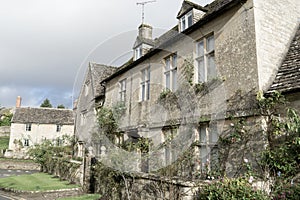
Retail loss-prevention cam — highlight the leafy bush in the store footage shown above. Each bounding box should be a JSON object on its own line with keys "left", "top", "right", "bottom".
{"left": 271, "top": 180, "right": 300, "bottom": 200}
{"left": 195, "top": 177, "right": 269, "bottom": 200}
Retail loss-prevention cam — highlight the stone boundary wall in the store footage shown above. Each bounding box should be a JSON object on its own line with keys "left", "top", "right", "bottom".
{"left": 0, "top": 126, "right": 10, "bottom": 137}
{"left": 0, "top": 159, "right": 40, "bottom": 170}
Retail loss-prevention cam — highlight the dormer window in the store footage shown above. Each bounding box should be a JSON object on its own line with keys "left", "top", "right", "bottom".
{"left": 180, "top": 11, "right": 193, "bottom": 31}
{"left": 134, "top": 45, "right": 143, "bottom": 60}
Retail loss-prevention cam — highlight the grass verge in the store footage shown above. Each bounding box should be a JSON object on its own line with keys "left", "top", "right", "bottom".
{"left": 0, "top": 172, "right": 79, "bottom": 192}
{"left": 0, "top": 136, "right": 9, "bottom": 150}
{"left": 58, "top": 194, "right": 101, "bottom": 200}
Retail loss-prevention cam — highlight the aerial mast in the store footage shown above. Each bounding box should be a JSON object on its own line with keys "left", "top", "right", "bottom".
{"left": 136, "top": 0, "right": 156, "bottom": 24}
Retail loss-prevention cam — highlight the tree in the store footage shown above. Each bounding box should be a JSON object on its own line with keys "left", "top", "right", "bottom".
{"left": 57, "top": 104, "right": 65, "bottom": 109}
{"left": 0, "top": 112, "right": 13, "bottom": 126}
{"left": 40, "top": 98, "right": 52, "bottom": 108}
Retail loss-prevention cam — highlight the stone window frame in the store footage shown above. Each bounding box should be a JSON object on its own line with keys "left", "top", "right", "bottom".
{"left": 25, "top": 123, "right": 32, "bottom": 131}
{"left": 140, "top": 66, "right": 151, "bottom": 101}
{"left": 196, "top": 34, "right": 216, "bottom": 83}
{"left": 164, "top": 54, "right": 177, "bottom": 91}
{"left": 180, "top": 10, "right": 193, "bottom": 31}
{"left": 197, "top": 123, "right": 219, "bottom": 172}
{"left": 119, "top": 78, "right": 127, "bottom": 102}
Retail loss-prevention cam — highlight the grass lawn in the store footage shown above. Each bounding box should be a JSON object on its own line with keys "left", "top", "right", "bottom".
{"left": 58, "top": 194, "right": 101, "bottom": 200}
{"left": 0, "top": 136, "right": 9, "bottom": 150}
{"left": 0, "top": 173, "right": 79, "bottom": 191}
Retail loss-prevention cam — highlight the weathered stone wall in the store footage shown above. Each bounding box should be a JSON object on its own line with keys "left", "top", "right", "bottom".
{"left": 0, "top": 159, "right": 40, "bottom": 170}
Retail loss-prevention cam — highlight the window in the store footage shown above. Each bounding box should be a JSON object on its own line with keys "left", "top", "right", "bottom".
{"left": 25, "top": 123, "right": 31, "bottom": 131}
{"left": 165, "top": 54, "right": 177, "bottom": 91}
{"left": 56, "top": 125, "right": 62, "bottom": 132}
{"left": 119, "top": 79, "right": 127, "bottom": 102}
{"left": 180, "top": 11, "right": 193, "bottom": 31}
{"left": 163, "top": 128, "right": 178, "bottom": 166}
{"left": 134, "top": 46, "right": 143, "bottom": 60}
{"left": 141, "top": 67, "right": 150, "bottom": 101}
{"left": 84, "top": 81, "right": 90, "bottom": 96}
{"left": 198, "top": 124, "right": 219, "bottom": 172}
{"left": 196, "top": 35, "right": 216, "bottom": 83}
{"left": 80, "top": 112, "right": 87, "bottom": 125}
{"left": 24, "top": 139, "right": 29, "bottom": 146}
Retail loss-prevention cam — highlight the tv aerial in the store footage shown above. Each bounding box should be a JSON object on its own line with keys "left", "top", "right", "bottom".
{"left": 136, "top": 0, "right": 156, "bottom": 24}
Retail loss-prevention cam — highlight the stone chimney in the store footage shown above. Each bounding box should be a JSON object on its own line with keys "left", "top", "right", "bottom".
{"left": 16, "top": 96, "right": 22, "bottom": 108}
{"left": 138, "top": 24, "right": 153, "bottom": 40}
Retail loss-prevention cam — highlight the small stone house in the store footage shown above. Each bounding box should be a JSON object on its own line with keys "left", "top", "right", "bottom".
{"left": 6, "top": 107, "right": 74, "bottom": 158}
{"left": 77, "top": 0, "right": 299, "bottom": 176}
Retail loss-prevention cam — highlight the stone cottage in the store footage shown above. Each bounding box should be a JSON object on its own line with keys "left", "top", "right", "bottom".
{"left": 76, "top": 0, "right": 299, "bottom": 177}
{"left": 6, "top": 106, "right": 74, "bottom": 158}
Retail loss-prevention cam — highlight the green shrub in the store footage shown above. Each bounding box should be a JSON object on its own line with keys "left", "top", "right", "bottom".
{"left": 195, "top": 177, "right": 269, "bottom": 200}
{"left": 271, "top": 180, "right": 300, "bottom": 200}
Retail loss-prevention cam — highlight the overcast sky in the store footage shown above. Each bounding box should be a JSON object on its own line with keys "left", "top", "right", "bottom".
{"left": 0, "top": 0, "right": 212, "bottom": 108}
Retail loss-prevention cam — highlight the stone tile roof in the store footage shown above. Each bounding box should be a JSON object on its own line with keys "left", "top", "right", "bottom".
{"left": 267, "top": 25, "right": 300, "bottom": 94}
{"left": 12, "top": 107, "right": 74, "bottom": 125}
{"left": 89, "top": 63, "right": 116, "bottom": 97}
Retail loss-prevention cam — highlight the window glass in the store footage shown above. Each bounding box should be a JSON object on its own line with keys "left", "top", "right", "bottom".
{"left": 26, "top": 123, "right": 31, "bottom": 131}
{"left": 207, "top": 36, "right": 215, "bottom": 52}
{"left": 207, "top": 55, "right": 216, "bottom": 80}
{"left": 197, "top": 41, "right": 204, "bottom": 56}
{"left": 200, "top": 146, "right": 208, "bottom": 166}
{"left": 187, "top": 12, "right": 193, "bottom": 28}
{"left": 200, "top": 126, "right": 207, "bottom": 143}
{"left": 165, "top": 73, "right": 170, "bottom": 90}
{"left": 198, "top": 59, "right": 205, "bottom": 83}
{"left": 181, "top": 16, "right": 186, "bottom": 31}
{"left": 209, "top": 126, "right": 219, "bottom": 143}
{"left": 172, "top": 70, "right": 177, "bottom": 91}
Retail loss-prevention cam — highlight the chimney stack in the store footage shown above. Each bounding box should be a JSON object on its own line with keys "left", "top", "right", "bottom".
{"left": 16, "top": 96, "right": 22, "bottom": 108}
{"left": 138, "top": 24, "right": 153, "bottom": 40}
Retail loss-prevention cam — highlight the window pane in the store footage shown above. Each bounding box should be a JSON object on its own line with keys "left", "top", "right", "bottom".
{"left": 142, "top": 69, "right": 146, "bottom": 82}
{"left": 141, "top": 84, "right": 145, "bottom": 101}
{"left": 147, "top": 68, "right": 150, "bottom": 80}
{"left": 200, "top": 126, "right": 206, "bottom": 143}
{"left": 181, "top": 17, "right": 186, "bottom": 30}
{"left": 209, "top": 126, "right": 219, "bottom": 143}
{"left": 197, "top": 41, "right": 204, "bottom": 57}
{"left": 172, "top": 69, "right": 177, "bottom": 91}
{"left": 200, "top": 146, "right": 208, "bottom": 167}
{"left": 207, "top": 36, "right": 214, "bottom": 52}
{"left": 198, "top": 59, "right": 205, "bottom": 83}
{"left": 166, "top": 73, "right": 170, "bottom": 89}
{"left": 172, "top": 55, "right": 177, "bottom": 69}
{"left": 146, "top": 82, "right": 150, "bottom": 100}
{"left": 166, "top": 58, "right": 170, "bottom": 70}
{"left": 207, "top": 54, "right": 216, "bottom": 80}
{"left": 187, "top": 13, "right": 193, "bottom": 28}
